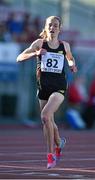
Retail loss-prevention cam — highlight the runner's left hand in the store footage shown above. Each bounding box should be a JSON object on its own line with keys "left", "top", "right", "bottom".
{"left": 70, "top": 65, "right": 78, "bottom": 73}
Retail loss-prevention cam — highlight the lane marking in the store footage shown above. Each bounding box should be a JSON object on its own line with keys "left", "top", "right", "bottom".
{"left": 22, "top": 172, "right": 59, "bottom": 177}
{"left": 54, "top": 168, "right": 95, "bottom": 173}
{"left": 0, "top": 164, "right": 95, "bottom": 173}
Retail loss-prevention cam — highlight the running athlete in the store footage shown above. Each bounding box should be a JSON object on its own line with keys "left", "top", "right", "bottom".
{"left": 17, "top": 16, "right": 77, "bottom": 169}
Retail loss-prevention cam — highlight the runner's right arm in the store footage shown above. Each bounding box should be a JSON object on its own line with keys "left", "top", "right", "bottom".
{"left": 16, "top": 39, "right": 44, "bottom": 62}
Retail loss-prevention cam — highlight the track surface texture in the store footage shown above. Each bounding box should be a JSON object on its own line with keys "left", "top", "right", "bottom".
{"left": 0, "top": 125, "right": 95, "bottom": 179}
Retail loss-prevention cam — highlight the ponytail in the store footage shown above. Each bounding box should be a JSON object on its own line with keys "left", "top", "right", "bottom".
{"left": 39, "top": 29, "right": 47, "bottom": 40}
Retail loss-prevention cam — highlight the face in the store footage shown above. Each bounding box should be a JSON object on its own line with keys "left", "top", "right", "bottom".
{"left": 45, "top": 18, "right": 60, "bottom": 38}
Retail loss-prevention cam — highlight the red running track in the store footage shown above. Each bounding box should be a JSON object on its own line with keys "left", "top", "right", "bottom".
{"left": 0, "top": 125, "right": 95, "bottom": 179}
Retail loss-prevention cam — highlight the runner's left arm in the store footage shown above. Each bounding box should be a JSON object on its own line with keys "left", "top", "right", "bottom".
{"left": 63, "top": 41, "right": 77, "bottom": 73}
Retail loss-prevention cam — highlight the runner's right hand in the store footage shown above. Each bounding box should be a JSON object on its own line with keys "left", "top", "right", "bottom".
{"left": 36, "top": 48, "right": 47, "bottom": 56}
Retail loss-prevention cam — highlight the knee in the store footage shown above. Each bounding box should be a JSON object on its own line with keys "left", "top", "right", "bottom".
{"left": 41, "top": 110, "right": 49, "bottom": 125}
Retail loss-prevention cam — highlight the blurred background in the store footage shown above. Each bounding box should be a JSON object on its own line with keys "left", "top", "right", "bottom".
{"left": 0, "top": 0, "right": 95, "bottom": 130}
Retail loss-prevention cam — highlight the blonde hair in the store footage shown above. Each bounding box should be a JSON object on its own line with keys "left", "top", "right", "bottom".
{"left": 39, "top": 16, "right": 61, "bottom": 40}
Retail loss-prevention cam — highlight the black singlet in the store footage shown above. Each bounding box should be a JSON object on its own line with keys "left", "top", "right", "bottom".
{"left": 37, "top": 41, "right": 67, "bottom": 100}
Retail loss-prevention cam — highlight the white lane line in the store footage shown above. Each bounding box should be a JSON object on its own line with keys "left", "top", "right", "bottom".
{"left": 22, "top": 172, "right": 60, "bottom": 177}
{"left": 54, "top": 168, "right": 95, "bottom": 173}
{"left": 0, "top": 164, "right": 46, "bottom": 170}
{"left": 0, "top": 164, "right": 95, "bottom": 174}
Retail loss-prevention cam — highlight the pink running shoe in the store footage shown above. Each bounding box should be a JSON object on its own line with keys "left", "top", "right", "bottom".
{"left": 55, "top": 138, "right": 66, "bottom": 162}
{"left": 47, "top": 153, "right": 56, "bottom": 169}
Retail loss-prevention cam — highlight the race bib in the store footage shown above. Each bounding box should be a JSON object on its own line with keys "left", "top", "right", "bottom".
{"left": 41, "top": 52, "right": 64, "bottom": 73}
